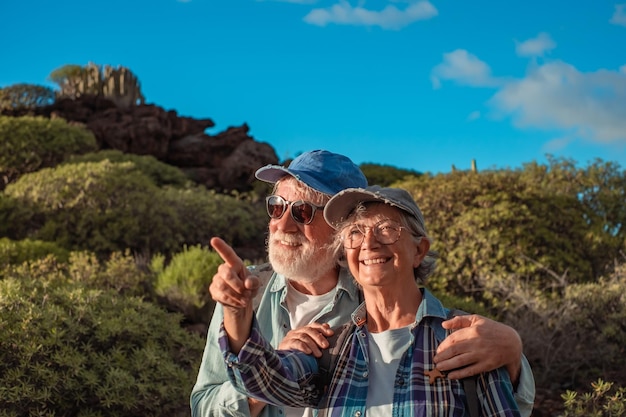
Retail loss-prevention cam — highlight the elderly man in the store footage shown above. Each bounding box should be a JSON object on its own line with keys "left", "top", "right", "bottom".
{"left": 190, "top": 150, "right": 534, "bottom": 417}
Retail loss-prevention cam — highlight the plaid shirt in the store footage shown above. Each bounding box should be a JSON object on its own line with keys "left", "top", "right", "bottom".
{"left": 220, "top": 289, "right": 521, "bottom": 417}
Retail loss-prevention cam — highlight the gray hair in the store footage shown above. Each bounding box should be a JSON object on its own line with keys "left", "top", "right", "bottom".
{"left": 272, "top": 177, "right": 331, "bottom": 206}
{"left": 332, "top": 202, "right": 438, "bottom": 285}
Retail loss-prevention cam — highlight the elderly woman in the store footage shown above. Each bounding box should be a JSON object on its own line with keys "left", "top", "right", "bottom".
{"left": 217, "top": 186, "right": 521, "bottom": 417}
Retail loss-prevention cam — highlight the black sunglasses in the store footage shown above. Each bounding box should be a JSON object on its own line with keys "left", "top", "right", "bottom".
{"left": 265, "top": 195, "right": 325, "bottom": 225}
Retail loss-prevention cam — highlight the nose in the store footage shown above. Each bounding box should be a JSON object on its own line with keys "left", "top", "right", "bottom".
{"left": 360, "top": 227, "right": 380, "bottom": 249}
{"left": 271, "top": 207, "right": 299, "bottom": 232}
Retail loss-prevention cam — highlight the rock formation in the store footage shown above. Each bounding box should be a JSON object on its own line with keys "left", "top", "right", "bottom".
{"left": 30, "top": 95, "right": 279, "bottom": 192}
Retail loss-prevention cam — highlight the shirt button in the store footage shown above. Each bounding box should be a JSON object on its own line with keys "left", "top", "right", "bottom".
{"left": 363, "top": 371, "right": 368, "bottom": 378}
{"left": 354, "top": 412, "right": 362, "bottom": 417}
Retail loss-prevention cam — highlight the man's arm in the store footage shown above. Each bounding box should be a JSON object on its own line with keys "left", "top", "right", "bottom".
{"left": 190, "top": 304, "right": 259, "bottom": 417}
{"left": 219, "top": 319, "right": 321, "bottom": 409}
{"left": 433, "top": 315, "right": 535, "bottom": 417}
{"left": 190, "top": 237, "right": 263, "bottom": 417}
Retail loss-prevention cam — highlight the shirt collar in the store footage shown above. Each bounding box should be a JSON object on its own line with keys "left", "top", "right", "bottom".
{"left": 350, "top": 287, "right": 449, "bottom": 329}
{"left": 269, "top": 265, "right": 360, "bottom": 303}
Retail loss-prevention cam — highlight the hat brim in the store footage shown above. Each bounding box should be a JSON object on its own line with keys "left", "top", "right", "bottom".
{"left": 324, "top": 189, "right": 378, "bottom": 228}
{"left": 324, "top": 187, "right": 416, "bottom": 228}
{"left": 255, "top": 165, "right": 293, "bottom": 183}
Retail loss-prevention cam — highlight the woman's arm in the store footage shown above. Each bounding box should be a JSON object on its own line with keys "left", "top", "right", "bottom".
{"left": 219, "top": 317, "right": 322, "bottom": 408}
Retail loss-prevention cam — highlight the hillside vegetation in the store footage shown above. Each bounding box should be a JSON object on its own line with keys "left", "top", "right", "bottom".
{"left": 1, "top": 88, "right": 625, "bottom": 415}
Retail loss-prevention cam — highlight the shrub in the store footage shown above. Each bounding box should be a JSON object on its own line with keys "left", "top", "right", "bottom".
{"left": 0, "top": 256, "right": 205, "bottom": 417}
{"left": 162, "top": 186, "right": 268, "bottom": 261}
{"left": 0, "top": 83, "right": 55, "bottom": 111}
{"left": 360, "top": 163, "right": 421, "bottom": 187}
{"left": 0, "top": 237, "right": 69, "bottom": 272}
{"left": 65, "top": 150, "right": 190, "bottom": 188}
{"left": 152, "top": 245, "right": 222, "bottom": 324}
{"left": 396, "top": 158, "right": 626, "bottom": 298}
{"left": 498, "top": 262, "right": 626, "bottom": 388}
{"left": 0, "top": 193, "right": 38, "bottom": 240}
{"left": 0, "top": 115, "right": 97, "bottom": 188}
{"left": 561, "top": 379, "right": 626, "bottom": 417}
{"left": 4, "top": 160, "right": 182, "bottom": 257}
{"left": 68, "top": 250, "right": 151, "bottom": 298}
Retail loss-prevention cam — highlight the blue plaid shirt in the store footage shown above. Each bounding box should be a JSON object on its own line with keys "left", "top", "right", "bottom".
{"left": 220, "top": 289, "right": 521, "bottom": 417}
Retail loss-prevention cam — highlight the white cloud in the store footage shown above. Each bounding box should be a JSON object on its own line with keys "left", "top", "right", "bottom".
{"left": 431, "top": 49, "right": 502, "bottom": 88}
{"left": 610, "top": 3, "right": 626, "bottom": 26}
{"left": 515, "top": 32, "right": 556, "bottom": 57}
{"left": 303, "top": 0, "right": 438, "bottom": 30}
{"left": 490, "top": 61, "right": 626, "bottom": 144}
{"left": 467, "top": 111, "right": 481, "bottom": 121}
{"left": 543, "top": 135, "right": 574, "bottom": 153}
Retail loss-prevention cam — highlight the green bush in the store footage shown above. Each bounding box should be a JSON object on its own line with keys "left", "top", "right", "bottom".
{"left": 562, "top": 379, "right": 626, "bottom": 417}
{"left": 0, "top": 83, "right": 55, "bottom": 111}
{"left": 162, "top": 186, "right": 268, "bottom": 261}
{"left": 360, "top": 163, "right": 421, "bottom": 187}
{"left": 397, "top": 158, "right": 626, "bottom": 298}
{"left": 0, "top": 237, "right": 69, "bottom": 272}
{"left": 4, "top": 160, "right": 182, "bottom": 257}
{"left": 152, "top": 245, "right": 222, "bottom": 324}
{"left": 65, "top": 150, "right": 190, "bottom": 188}
{"left": 0, "top": 257, "right": 205, "bottom": 417}
{"left": 0, "top": 115, "right": 97, "bottom": 188}
{"left": 0, "top": 193, "right": 42, "bottom": 242}
{"left": 500, "top": 263, "right": 626, "bottom": 387}
{"left": 5, "top": 159, "right": 268, "bottom": 261}
{"left": 68, "top": 250, "right": 152, "bottom": 298}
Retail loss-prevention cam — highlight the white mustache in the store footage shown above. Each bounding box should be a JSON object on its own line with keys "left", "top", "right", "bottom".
{"left": 270, "top": 231, "right": 307, "bottom": 246}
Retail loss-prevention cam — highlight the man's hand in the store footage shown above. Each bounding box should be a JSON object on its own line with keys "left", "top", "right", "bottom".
{"left": 209, "top": 237, "right": 261, "bottom": 310}
{"left": 278, "top": 323, "right": 334, "bottom": 358}
{"left": 209, "top": 237, "right": 261, "bottom": 353}
{"left": 434, "top": 314, "right": 522, "bottom": 386}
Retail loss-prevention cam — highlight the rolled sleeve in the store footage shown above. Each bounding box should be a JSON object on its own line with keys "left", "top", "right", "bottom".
{"left": 191, "top": 304, "right": 256, "bottom": 417}
{"left": 513, "top": 355, "right": 536, "bottom": 417}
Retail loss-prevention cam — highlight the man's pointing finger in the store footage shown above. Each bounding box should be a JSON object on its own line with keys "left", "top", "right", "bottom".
{"left": 210, "top": 237, "right": 244, "bottom": 270}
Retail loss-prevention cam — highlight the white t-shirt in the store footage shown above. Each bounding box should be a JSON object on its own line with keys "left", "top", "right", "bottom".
{"left": 366, "top": 325, "right": 413, "bottom": 417}
{"left": 284, "top": 283, "right": 336, "bottom": 417}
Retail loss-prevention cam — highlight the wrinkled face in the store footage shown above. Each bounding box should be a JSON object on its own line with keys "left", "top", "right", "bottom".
{"left": 267, "top": 178, "right": 336, "bottom": 283}
{"left": 341, "top": 203, "right": 426, "bottom": 289}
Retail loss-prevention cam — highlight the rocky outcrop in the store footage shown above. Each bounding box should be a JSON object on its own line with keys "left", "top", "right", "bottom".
{"left": 28, "top": 95, "right": 279, "bottom": 191}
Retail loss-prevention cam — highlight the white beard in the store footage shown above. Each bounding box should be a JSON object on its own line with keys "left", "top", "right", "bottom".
{"left": 268, "top": 231, "right": 337, "bottom": 284}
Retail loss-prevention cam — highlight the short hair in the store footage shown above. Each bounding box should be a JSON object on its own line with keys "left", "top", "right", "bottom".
{"left": 272, "top": 176, "right": 331, "bottom": 206}
{"left": 332, "top": 202, "right": 438, "bottom": 285}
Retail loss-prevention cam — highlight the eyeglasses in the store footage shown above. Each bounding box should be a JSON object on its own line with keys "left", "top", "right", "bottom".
{"left": 341, "top": 219, "right": 405, "bottom": 249}
{"left": 265, "top": 195, "right": 325, "bottom": 225}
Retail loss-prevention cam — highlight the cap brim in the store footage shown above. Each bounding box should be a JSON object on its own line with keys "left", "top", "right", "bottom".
{"left": 255, "top": 165, "right": 293, "bottom": 183}
{"left": 324, "top": 189, "right": 383, "bottom": 228}
{"left": 324, "top": 187, "right": 418, "bottom": 228}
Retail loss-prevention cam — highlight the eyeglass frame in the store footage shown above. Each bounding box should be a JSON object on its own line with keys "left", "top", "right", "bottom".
{"left": 265, "top": 195, "right": 325, "bottom": 225}
{"left": 340, "top": 219, "right": 410, "bottom": 249}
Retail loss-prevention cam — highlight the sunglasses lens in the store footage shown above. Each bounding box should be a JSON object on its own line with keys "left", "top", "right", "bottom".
{"left": 292, "top": 201, "right": 315, "bottom": 224}
{"left": 266, "top": 196, "right": 287, "bottom": 219}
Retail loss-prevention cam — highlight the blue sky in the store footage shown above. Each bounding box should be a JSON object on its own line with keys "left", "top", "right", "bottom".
{"left": 2, "top": 0, "right": 626, "bottom": 174}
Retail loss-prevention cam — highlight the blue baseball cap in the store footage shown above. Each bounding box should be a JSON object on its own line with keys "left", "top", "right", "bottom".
{"left": 255, "top": 150, "right": 368, "bottom": 196}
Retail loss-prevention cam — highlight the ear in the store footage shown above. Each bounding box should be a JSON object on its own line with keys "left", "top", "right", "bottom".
{"left": 413, "top": 237, "right": 430, "bottom": 268}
